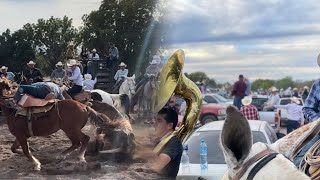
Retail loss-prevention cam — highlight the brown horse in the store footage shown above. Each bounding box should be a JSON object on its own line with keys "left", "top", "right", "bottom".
{"left": 0, "top": 79, "right": 132, "bottom": 171}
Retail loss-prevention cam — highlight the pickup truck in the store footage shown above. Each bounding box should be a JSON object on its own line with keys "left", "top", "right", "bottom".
{"left": 276, "top": 97, "right": 304, "bottom": 126}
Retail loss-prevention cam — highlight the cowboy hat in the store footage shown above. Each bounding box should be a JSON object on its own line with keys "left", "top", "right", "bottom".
{"left": 270, "top": 87, "right": 279, "bottom": 92}
{"left": 67, "top": 59, "right": 77, "bottom": 66}
{"left": 241, "top": 96, "right": 252, "bottom": 106}
{"left": 84, "top": 74, "right": 92, "bottom": 80}
{"left": 0, "top": 66, "right": 8, "bottom": 71}
{"left": 92, "top": 48, "right": 97, "bottom": 52}
{"left": 27, "top": 61, "right": 36, "bottom": 65}
{"left": 150, "top": 60, "right": 157, "bottom": 65}
{"left": 56, "top": 62, "right": 63, "bottom": 67}
{"left": 304, "top": 86, "right": 309, "bottom": 89}
{"left": 119, "top": 62, "right": 127, "bottom": 67}
{"left": 291, "top": 97, "right": 300, "bottom": 105}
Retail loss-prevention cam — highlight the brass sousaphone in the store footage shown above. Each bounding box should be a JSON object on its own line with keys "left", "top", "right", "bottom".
{"left": 152, "top": 49, "right": 202, "bottom": 154}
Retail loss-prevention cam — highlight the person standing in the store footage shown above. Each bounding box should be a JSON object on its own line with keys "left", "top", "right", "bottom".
{"left": 274, "top": 97, "right": 303, "bottom": 134}
{"left": 240, "top": 96, "right": 260, "bottom": 120}
{"left": 107, "top": 42, "right": 119, "bottom": 68}
{"left": 231, "top": 74, "right": 246, "bottom": 110}
{"left": 0, "top": 66, "right": 15, "bottom": 81}
{"left": 24, "top": 61, "right": 43, "bottom": 84}
{"left": 263, "top": 87, "right": 280, "bottom": 111}
{"left": 66, "top": 59, "right": 83, "bottom": 98}
{"left": 301, "top": 86, "right": 309, "bottom": 103}
{"left": 244, "top": 78, "right": 251, "bottom": 96}
{"left": 87, "top": 48, "right": 100, "bottom": 76}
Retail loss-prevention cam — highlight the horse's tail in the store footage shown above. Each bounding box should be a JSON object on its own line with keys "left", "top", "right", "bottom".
{"left": 86, "top": 106, "right": 119, "bottom": 128}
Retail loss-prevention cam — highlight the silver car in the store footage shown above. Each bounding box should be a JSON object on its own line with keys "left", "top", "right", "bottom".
{"left": 176, "top": 120, "right": 278, "bottom": 180}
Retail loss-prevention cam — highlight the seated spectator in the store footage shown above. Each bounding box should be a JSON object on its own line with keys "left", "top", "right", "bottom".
{"left": 83, "top": 73, "right": 97, "bottom": 91}
{"left": 240, "top": 96, "right": 260, "bottom": 120}
{"left": 1, "top": 66, "right": 15, "bottom": 81}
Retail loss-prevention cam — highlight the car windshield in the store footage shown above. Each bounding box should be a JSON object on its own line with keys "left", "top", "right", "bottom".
{"left": 186, "top": 130, "right": 268, "bottom": 164}
{"left": 213, "top": 94, "right": 228, "bottom": 103}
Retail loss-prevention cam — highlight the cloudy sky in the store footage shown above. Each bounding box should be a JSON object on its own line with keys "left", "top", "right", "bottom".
{"left": 2, "top": 0, "right": 320, "bottom": 83}
{"left": 164, "top": 0, "right": 320, "bottom": 83}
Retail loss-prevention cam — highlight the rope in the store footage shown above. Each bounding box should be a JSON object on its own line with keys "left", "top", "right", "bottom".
{"left": 299, "top": 139, "right": 320, "bottom": 179}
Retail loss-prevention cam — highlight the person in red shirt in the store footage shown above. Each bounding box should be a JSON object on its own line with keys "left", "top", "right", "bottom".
{"left": 240, "top": 96, "right": 260, "bottom": 120}
{"left": 231, "top": 74, "right": 247, "bottom": 110}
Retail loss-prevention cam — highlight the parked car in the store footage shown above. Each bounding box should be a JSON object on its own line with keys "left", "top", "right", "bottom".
{"left": 276, "top": 97, "right": 304, "bottom": 126}
{"left": 176, "top": 120, "right": 278, "bottom": 180}
{"left": 258, "top": 111, "right": 280, "bottom": 133}
{"left": 251, "top": 95, "right": 269, "bottom": 111}
{"left": 203, "top": 93, "right": 233, "bottom": 107}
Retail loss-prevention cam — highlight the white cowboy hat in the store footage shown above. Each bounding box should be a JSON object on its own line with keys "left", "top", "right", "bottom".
{"left": 27, "top": 61, "right": 36, "bottom": 65}
{"left": 0, "top": 66, "right": 8, "bottom": 71}
{"left": 84, "top": 74, "right": 92, "bottom": 80}
{"left": 92, "top": 48, "right": 97, "bottom": 52}
{"left": 119, "top": 62, "right": 127, "bottom": 67}
{"left": 55, "top": 62, "right": 63, "bottom": 67}
{"left": 291, "top": 97, "right": 300, "bottom": 105}
{"left": 67, "top": 59, "right": 77, "bottom": 66}
{"left": 304, "top": 86, "right": 309, "bottom": 89}
{"left": 150, "top": 60, "right": 157, "bottom": 65}
{"left": 241, "top": 96, "right": 252, "bottom": 106}
{"left": 270, "top": 87, "right": 279, "bottom": 92}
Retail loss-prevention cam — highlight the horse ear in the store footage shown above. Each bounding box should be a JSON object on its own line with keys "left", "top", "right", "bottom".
{"left": 220, "top": 105, "right": 253, "bottom": 169}
{"left": 132, "top": 74, "right": 135, "bottom": 79}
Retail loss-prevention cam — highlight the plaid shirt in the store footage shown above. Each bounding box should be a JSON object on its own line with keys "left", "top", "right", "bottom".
{"left": 303, "top": 80, "right": 320, "bottom": 122}
{"left": 240, "top": 105, "right": 260, "bottom": 120}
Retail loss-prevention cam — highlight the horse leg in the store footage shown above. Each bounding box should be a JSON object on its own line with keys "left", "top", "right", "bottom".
{"left": 58, "top": 132, "right": 81, "bottom": 160}
{"left": 78, "top": 132, "right": 90, "bottom": 162}
{"left": 17, "top": 135, "right": 41, "bottom": 171}
{"left": 11, "top": 138, "right": 20, "bottom": 153}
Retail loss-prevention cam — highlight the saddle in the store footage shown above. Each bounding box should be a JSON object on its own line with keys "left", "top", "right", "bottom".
{"left": 16, "top": 94, "right": 56, "bottom": 117}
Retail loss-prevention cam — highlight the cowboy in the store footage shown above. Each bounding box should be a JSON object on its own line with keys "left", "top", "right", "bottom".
{"left": 240, "top": 96, "right": 260, "bottom": 120}
{"left": 262, "top": 86, "right": 280, "bottom": 111}
{"left": 301, "top": 86, "right": 309, "bottom": 103}
{"left": 14, "top": 81, "right": 65, "bottom": 104}
{"left": 23, "top": 61, "right": 43, "bottom": 83}
{"left": 83, "top": 73, "right": 97, "bottom": 91}
{"left": 112, "top": 62, "right": 128, "bottom": 92}
{"left": 51, "top": 62, "right": 66, "bottom": 80}
{"left": 135, "top": 59, "right": 160, "bottom": 91}
{"left": 0, "top": 66, "right": 15, "bottom": 81}
{"left": 107, "top": 42, "right": 119, "bottom": 68}
{"left": 87, "top": 48, "right": 100, "bottom": 75}
{"left": 66, "top": 59, "right": 83, "bottom": 98}
{"left": 231, "top": 74, "right": 247, "bottom": 110}
{"left": 274, "top": 97, "right": 303, "bottom": 134}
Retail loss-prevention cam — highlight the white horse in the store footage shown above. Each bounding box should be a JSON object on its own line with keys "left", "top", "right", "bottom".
{"left": 119, "top": 74, "right": 136, "bottom": 100}
{"left": 221, "top": 105, "right": 309, "bottom": 180}
{"left": 90, "top": 89, "right": 130, "bottom": 119}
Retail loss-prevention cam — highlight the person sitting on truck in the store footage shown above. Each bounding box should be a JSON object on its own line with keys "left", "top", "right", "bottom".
{"left": 263, "top": 87, "right": 280, "bottom": 111}
{"left": 274, "top": 97, "right": 303, "bottom": 134}
{"left": 240, "top": 96, "right": 260, "bottom": 120}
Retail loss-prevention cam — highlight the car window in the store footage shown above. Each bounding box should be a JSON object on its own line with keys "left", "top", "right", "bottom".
{"left": 213, "top": 94, "right": 228, "bottom": 103}
{"left": 264, "top": 124, "right": 278, "bottom": 143}
{"left": 186, "top": 130, "right": 268, "bottom": 164}
{"left": 203, "top": 96, "right": 218, "bottom": 103}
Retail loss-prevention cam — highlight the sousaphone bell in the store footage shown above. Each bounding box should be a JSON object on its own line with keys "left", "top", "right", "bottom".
{"left": 152, "top": 49, "right": 202, "bottom": 154}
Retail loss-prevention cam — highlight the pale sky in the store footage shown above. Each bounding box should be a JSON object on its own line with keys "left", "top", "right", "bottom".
{"left": 2, "top": 0, "right": 320, "bottom": 83}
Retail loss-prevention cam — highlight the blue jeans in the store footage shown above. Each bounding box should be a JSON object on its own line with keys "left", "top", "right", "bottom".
{"left": 287, "top": 120, "right": 300, "bottom": 134}
{"left": 233, "top": 96, "right": 242, "bottom": 110}
{"left": 14, "top": 85, "right": 49, "bottom": 102}
{"left": 293, "top": 134, "right": 320, "bottom": 167}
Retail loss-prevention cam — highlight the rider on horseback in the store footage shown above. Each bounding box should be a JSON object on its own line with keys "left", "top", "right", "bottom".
{"left": 51, "top": 62, "right": 66, "bottom": 81}
{"left": 0, "top": 66, "right": 15, "bottom": 81}
{"left": 23, "top": 61, "right": 43, "bottom": 84}
{"left": 112, "top": 62, "right": 128, "bottom": 92}
{"left": 135, "top": 59, "right": 160, "bottom": 92}
{"left": 66, "top": 59, "right": 83, "bottom": 98}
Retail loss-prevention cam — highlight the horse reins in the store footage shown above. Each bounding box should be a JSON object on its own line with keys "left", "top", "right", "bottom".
{"left": 232, "top": 148, "right": 278, "bottom": 180}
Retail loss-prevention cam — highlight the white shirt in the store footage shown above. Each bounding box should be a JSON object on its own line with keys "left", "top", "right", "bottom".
{"left": 88, "top": 53, "right": 100, "bottom": 60}
{"left": 267, "top": 94, "right": 280, "bottom": 106}
{"left": 283, "top": 89, "right": 292, "bottom": 96}
{"left": 274, "top": 103, "right": 304, "bottom": 121}
{"left": 68, "top": 66, "right": 83, "bottom": 86}
{"left": 114, "top": 69, "right": 128, "bottom": 81}
{"left": 179, "top": 101, "right": 187, "bottom": 116}
{"left": 83, "top": 78, "right": 97, "bottom": 91}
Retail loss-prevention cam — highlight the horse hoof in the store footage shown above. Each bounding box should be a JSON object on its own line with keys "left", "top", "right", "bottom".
{"left": 78, "top": 156, "right": 86, "bottom": 163}
{"left": 33, "top": 164, "right": 41, "bottom": 171}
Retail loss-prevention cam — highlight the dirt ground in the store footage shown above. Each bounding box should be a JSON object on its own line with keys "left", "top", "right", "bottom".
{"left": 0, "top": 115, "right": 167, "bottom": 180}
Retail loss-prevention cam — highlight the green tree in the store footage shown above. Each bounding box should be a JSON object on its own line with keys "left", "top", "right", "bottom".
{"left": 252, "top": 79, "right": 275, "bottom": 90}
{"left": 274, "top": 76, "right": 295, "bottom": 89}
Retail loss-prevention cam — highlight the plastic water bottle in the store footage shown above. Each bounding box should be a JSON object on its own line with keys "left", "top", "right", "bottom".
{"left": 180, "top": 144, "right": 190, "bottom": 172}
{"left": 200, "top": 140, "right": 208, "bottom": 172}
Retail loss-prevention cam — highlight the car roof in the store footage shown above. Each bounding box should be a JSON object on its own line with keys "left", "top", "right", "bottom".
{"left": 197, "top": 120, "right": 266, "bottom": 132}
{"left": 251, "top": 95, "right": 268, "bottom": 98}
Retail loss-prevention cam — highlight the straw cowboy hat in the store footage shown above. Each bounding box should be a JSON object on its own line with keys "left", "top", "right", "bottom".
{"left": 84, "top": 74, "right": 92, "bottom": 80}
{"left": 67, "top": 59, "right": 77, "bottom": 66}
{"left": 150, "top": 60, "right": 157, "bottom": 65}
{"left": 241, "top": 96, "right": 253, "bottom": 106}
{"left": 119, "top": 62, "right": 127, "bottom": 67}
{"left": 291, "top": 97, "right": 300, "bottom": 105}
{"left": 0, "top": 66, "right": 8, "bottom": 71}
{"left": 27, "top": 61, "right": 36, "bottom": 65}
{"left": 55, "top": 62, "right": 63, "bottom": 67}
{"left": 270, "top": 86, "right": 279, "bottom": 92}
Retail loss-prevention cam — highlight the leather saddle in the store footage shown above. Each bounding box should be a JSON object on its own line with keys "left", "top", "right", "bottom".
{"left": 16, "top": 94, "right": 56, "bottom": 117}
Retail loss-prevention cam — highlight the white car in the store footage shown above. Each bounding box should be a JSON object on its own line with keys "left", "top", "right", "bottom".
{"left": 176, "top": 120, "right": 278, "bottom": 180}
{"left": 203, "top": 93, "right": 233, "bottom": 107}
{"left": 276, "top": 97, "right": 304, "bottom": 126}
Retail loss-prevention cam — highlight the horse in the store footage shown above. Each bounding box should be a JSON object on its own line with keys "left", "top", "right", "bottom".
{"left": 0, "top": 80, "right": 135, "bottom": 171}
{"left": 119, "top": 75, "right": 136, "bottom": 100}
{"left": 90, "top": 89, "right": 130, "bottom": 120}
{"left": 220, "top": 105, "right": 309, "bottom": 179}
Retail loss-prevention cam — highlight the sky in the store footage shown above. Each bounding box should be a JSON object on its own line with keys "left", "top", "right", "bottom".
{"left": 164, "top": 0, "right": 320, "bottom": 83}
{"left": 1, "top": 0, "right": 320, "bottom": 83}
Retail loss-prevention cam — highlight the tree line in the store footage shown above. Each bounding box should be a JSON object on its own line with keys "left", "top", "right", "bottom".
{"left": 0, "top": 0, "right": 161, "bottom": 76}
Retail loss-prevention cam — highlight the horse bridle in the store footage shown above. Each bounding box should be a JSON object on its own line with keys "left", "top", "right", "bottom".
{"left": 232, "top": 147, "right": 278, "bottom": 180}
